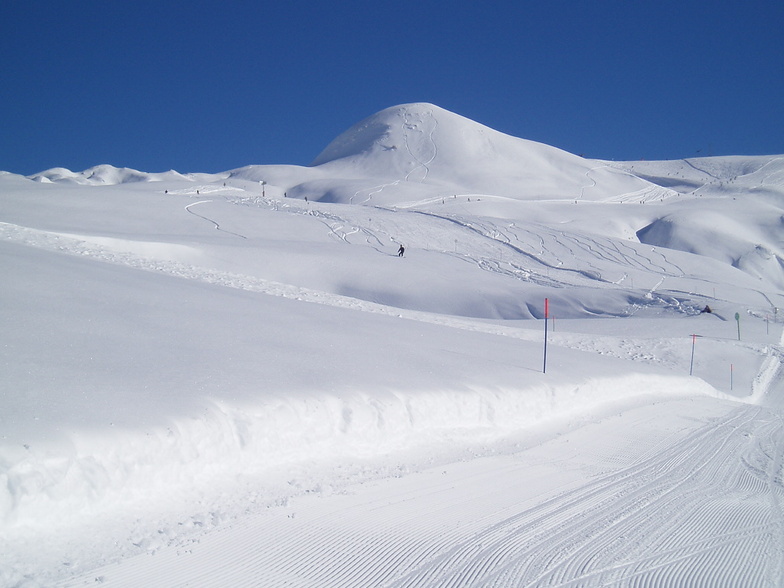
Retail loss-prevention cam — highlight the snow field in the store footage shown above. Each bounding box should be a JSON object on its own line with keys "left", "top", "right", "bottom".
{"left": 3, "top": 103, "right": 784, "bottom": 586}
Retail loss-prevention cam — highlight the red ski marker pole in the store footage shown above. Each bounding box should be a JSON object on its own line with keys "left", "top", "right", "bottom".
{"left": 543, "top": 298, "right": 549, "bottom": 374}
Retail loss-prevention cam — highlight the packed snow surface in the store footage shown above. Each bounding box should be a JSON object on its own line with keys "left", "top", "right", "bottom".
{"left": 2, "top": 103, "right": 784, "bottom": 586}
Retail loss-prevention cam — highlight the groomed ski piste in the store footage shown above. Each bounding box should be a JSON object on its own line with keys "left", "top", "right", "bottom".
{"left": 3, "top": 103, "right": 784, "bottom": 587}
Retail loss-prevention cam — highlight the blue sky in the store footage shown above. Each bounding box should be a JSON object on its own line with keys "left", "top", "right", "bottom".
{"left": 2, "top": 0, "right": 782, "bottom": 175}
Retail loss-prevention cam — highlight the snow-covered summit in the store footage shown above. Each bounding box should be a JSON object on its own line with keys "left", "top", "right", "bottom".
{"left": 305, "top": 102, "right": 652, "bottom": 202}
{"left": 312, "top": 102, "right": 576, "bottom": 172}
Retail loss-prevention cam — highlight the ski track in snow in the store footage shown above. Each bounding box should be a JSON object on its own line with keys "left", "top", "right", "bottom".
{"left": 579, "top": 164, "right": 679, "bottom": 204}
{"left": 3, "top": 214, "right": 768, "bottom": 428}
{"left": 55, "top": 402, "right": 784, "bottom": 588}
{"left": 225, "top": 191, "right": 747, "bottom": 311}
{"left": 0, "top": 220, "right": 623, "bottom": 352}
{"left": 352, "top": 180, "right": 402, "bottom": 206}
{"left": 184, "top": 200, "right": 247, "bottom": 239}
{"left": 0, "top": 195, "right": 767, "bottom": 371}
{"left": 508, "top": 407, "right": 779, "bottom": 588}
{"left": 578, "top": 166, "right": 601, "bottom": 201}
{"left": 408, "top": 209, "right": 692, "bottom": 292}
{"left": 758, "top": 157, "right": 784, "bottom": 187}
{"left": 402, "top": 107, "right": 438, "bottom": 183}
{"left": 350, "top": 106, "right": 438, "bottom": 205}
{"left": 606, "top": 184, "right": 680, "bottom": 204}
{"left": 7, "top": 179, "right": 781, "bottom": 386}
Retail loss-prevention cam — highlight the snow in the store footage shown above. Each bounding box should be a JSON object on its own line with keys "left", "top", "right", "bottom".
{"left": 2, "top": 102, "right": 784, "bottom": 587}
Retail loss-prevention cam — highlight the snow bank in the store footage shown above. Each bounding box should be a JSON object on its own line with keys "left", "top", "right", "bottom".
{"left": 0, "top": 372, "right": 711, "bottom": 530}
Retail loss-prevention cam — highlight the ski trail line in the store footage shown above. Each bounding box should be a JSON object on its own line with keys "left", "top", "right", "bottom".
{"left": 378, "top": 406, "right": 779, "bottom": 588}
{"left": 403, "top": 107, "right": 438, "bottom": 183}
{"left": 0, "top": 221, "right": 547, "bottom": 344}
{"left": 58, "top": 401, "right": 777, "bottom": 588}
{"left": 185, "top": 201, "right": 247, "bottom": 239}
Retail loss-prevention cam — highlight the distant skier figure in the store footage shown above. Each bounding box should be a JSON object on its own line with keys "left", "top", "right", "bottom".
{"left": 398, "top": 245, "right": 405, "bottom": 257}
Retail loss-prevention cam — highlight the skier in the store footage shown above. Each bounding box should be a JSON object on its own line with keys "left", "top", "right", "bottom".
{"left": 398, "top": 245, "right": 405, "bottom": 257}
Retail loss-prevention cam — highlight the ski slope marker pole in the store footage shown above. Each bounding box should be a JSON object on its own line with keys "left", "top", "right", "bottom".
{"left": 543, "top": 298, "right": 549, "bottom": 374}
{"left": 689, "top": 334, "right": 697, "bottom": 376}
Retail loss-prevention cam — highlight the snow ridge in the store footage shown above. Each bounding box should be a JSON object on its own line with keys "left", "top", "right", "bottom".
{"left": 29, "top": 165, "right": 193, "bottom": 185}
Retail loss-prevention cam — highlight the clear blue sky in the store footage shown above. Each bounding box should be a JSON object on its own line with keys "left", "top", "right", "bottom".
{"left": 2, "top": 0, "right": 782, "bottom": 175}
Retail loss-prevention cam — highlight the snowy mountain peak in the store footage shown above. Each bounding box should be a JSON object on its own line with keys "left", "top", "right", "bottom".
{"left": 312, "top": 102, "right": 468, "bottom": 166}
{"left": 311, "top": 101, "right": 574, "bottom": 171}
{"left": 303, "top": 102, "right": 651, "bottom": 201}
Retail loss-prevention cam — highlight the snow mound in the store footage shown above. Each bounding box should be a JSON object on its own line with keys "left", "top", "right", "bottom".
{"left": 0, "top": 373, "right": 712, "bottom": 531}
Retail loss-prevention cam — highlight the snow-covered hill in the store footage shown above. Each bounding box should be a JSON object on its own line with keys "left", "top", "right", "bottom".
{"left": 305, "top": 103, "right": 655, "bottom": 202}
{"left": 28, "top": 164, "right": 198, "bottom": 185}
{"left": 3, "top": 104, "right": 784, "bottom": 587}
